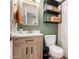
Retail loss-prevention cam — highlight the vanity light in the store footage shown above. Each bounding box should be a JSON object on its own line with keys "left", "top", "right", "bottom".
{"left": 28, "top": 0, "right": 33, "bottom": 1}
{"left": 36, "top": 0, "right": 40, "bottom": 3}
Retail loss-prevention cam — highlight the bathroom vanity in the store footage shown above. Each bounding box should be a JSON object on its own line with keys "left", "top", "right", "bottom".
{"left": 12, "top": 32, "right": 43, "bottom": 59}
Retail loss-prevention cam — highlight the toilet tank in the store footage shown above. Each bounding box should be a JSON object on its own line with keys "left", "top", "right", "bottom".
{"left": 45, "top": 35, "right": 56, "bottom": 47}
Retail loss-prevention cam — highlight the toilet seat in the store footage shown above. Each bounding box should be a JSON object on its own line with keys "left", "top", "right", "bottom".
{"left": 49, "top": 45, "right": 63, "bottom": 58}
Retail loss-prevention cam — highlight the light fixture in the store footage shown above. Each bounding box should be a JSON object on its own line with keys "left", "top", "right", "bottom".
{"left": 36, "top": 0, "right": 40, "bottom": 3}
{"left": 28, "top": 0, "right": 33, "bottom": 1}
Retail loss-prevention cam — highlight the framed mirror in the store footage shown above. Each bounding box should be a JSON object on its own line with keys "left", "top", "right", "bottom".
{"left": 22, "top": 1, "right": 39, "bottom": 26}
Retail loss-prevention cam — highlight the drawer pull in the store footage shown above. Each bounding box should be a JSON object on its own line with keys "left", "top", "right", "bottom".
{"left": 25, "top": 40, "right": 33, "bottom": 42}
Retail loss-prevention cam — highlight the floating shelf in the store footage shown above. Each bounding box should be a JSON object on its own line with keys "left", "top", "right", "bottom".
{"left": 43, "top": 0, "right": 65, "bottom": 23}
{"left": 44, "top": 0, "right": 65, "bottom": 6}
{"left": 44, "top": 21, "right": 62, "bottom": 23}
{"left": 44, "top": 9, "right": 61, "bottom": 15}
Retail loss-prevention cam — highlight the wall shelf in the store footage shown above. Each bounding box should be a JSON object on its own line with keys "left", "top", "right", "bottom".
{"left": 43, "top": 0, "right": 65, "bottom": 23}
{"left": 44, "top": 9, "right": 61, "bottom": 15}
{"left": 44, "top": 0, "right": 65, "bottom": 6}
{"left": 44, "top": 21, "right": 62, "bottom": 23}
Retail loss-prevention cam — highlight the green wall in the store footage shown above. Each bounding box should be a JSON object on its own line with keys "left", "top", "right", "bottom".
{"left": 18, "top": 0, "right": 58, "bottom": 42}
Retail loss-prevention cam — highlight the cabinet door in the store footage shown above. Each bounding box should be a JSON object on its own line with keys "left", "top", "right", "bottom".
{"left": 29, "top": 38, "right": 43, "bottom": 59}
{"left": 37, "top": 43, "right": 43, "bottom": 59}
{"left": 30, "top": 44, "right": 37, "bottom": 59}
{"left": 35, "top": 37, "right": 43, "bottom": 59}
{"left": 30, "top": 43, "right": 43, "bottom": 59}
{"left": 13, "top": 43, "right": 24, "bottom": 59}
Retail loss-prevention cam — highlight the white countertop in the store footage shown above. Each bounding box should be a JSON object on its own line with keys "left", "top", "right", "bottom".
{"left": 11, "top": 31, "right": 43, "bottom": 38}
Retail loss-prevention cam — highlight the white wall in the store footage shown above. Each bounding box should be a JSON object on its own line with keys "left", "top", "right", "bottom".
{"left": 10, "top": 0, "right": 17, "bottom": 34}
{"left": 58, "top": 0, "right": 68, "bottom": 58}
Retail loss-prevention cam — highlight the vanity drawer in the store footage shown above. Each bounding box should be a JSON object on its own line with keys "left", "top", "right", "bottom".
{"left": 13, "top": 39, "right": 25, "bottom": 47}
{"left": 24, "top": 36, "right": 43, "bottom": 44}
{"left": 13, "top": 36, "right": 43, "bottom": 44}
{"left": 25, "top": 36, "right": 43, "bottom": 43}
{"left": 13, "top": 38, "right": 25, "bottom": 44}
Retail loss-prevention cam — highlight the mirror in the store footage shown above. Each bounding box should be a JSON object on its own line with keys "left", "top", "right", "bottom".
{"left": 22, "top": 1, "right": 39, "bottom": 26}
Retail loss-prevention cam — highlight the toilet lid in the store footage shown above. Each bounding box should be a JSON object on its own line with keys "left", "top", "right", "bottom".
{"left": 49, "top": 45, "right": 63, "bottom": 54}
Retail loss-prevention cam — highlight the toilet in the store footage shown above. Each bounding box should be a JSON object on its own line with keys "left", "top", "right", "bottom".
{"left": 45, "top": 35, "right": 63, "bottom": 59}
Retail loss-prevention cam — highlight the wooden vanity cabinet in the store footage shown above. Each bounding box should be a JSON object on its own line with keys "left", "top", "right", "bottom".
{"left": 13, "top": 36, "right": 43, "bottom": 59}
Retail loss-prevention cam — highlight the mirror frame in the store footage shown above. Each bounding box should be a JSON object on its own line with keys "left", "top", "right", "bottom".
{"left": 22, "top": 1, "right": 39, "bottom": 26}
